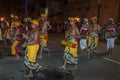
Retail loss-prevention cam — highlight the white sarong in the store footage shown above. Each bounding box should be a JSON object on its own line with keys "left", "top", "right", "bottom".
{"left": 106, "top": 38, "right": 115, "bottom": 50}
{"left": 80, "top": 39, "right": 87, "bottom": 50}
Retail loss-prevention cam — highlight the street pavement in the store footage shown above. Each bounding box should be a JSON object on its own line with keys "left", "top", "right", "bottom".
{"left": 0, "top": 33, "right": 120, "bottom": 80}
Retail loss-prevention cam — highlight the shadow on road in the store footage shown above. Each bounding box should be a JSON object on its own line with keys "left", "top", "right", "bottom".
{"left": 78, "top": 52, "right": 109, "bottom": 63}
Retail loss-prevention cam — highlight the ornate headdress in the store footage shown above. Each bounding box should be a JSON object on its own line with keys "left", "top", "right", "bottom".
{"left": 10, "top": 13, "right": 18, "bottom": 19}
{"left": 68, "top": 17, "right": 75, "bottom": 21}
{"left": 32, "top": 20, "right": 39, "bottom": 25}
{"left": 14, "top": 21, "right": 20, "bottom": 26}
{"left": 91, "top": 16, "right": 97, "bottom": 20}
{"left": 68, "top": 17, "right": 80, "bottom": 22}
{"left": 41, "top": 13, "right": 47, "bottom": 17}
{"left": 0, "top": 17, "right": 6, "bottom": 22}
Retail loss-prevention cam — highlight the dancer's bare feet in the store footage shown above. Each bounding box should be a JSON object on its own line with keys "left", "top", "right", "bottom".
{"left": 48, "top": 52, "right": 51, "bottom": 57}
{"left": 24, "top": 74, "right": 33, "bottom": 77}
{"left": 73, "top": 65, "right": 78, "bottom": 70}
{"left": 24, "top": 70, "right": 33, "bottom": 77}
{"left": 16, "top": 55, "right": 20, "bottom": 60}
{"left": 60, "top": 66, "right": 66, "bottom": 69}
{"left": 36, "top": 66, "right": 42, "bottom": 72}
{"left": 87, "top": 51, "right": 90, "bottom": 59}
{"left": 39, "top": 55, "right": 42, "bottom": 59}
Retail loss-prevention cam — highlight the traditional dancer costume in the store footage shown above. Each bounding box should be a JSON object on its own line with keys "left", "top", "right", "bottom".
{"left": 24, "top": 23, "right": 41, "bottom": 77}
{"left": 105, "top": 18, "right": 116, "bottom": 54}
{"left": 39, "top": 14, "right": 52, "bottom": 58}
{"left": 61, "top": 17, "right": 80, "bottom": 69}
{"left": 88, "top": 17, "right": 100, "bottom": 58}
{"left": 79, "top": 18, "right": 89, "bottom": 50}
{"left": 0, "top": 28, "right": 2, "bottom": 41}
{"left": 24, "top": 39, "right": 40, "bottom": 71}
{"left": 11, "top": 20, "right": 21, "bottom": 59}
{"left": 62, "top": 38, "right": 78, "bottom": 65}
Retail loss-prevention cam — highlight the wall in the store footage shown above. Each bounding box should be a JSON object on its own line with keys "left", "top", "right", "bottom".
{"left": 63, "top": 0, "right": 119, "bottom": 25}
{"left": 48, "top": 0, "right": 119, "bottom": 25}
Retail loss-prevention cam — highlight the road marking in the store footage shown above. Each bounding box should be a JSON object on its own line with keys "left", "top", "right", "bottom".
{"left": 104, "top": 57, "right": 120, "bottom": 65}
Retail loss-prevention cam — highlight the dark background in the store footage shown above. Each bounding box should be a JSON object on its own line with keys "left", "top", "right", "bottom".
{"left": 0, "top": 0, "right": 46, "bottom": 17}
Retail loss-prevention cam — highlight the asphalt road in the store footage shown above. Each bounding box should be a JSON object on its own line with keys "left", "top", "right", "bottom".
{"left": 0, "top": 33, "right": 120, "bottom": 80}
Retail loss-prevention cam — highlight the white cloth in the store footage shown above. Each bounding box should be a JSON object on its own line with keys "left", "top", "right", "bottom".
{"left": 80, "top": 39, "right": 87, "bottom": 50}
{"left": 0, "top": 29, "right": 2, "bottom": 40}
{"left": 0, "top": 36, "right": 2, "bottom": 40}
{"left": 6, "top": 30, "right": 11, "bottom": 40}
{"left": 106, "top": 38, "right": 115, "bottom": 49}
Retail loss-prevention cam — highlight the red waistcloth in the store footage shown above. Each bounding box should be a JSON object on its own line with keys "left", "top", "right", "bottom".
{"left": 15, "top": 48, "right": 19, "bottom": 55}
{"left": 72, "top": 44, "right": 77, "bottom": 48}
{"left": 81, "top": 29, "right": 88, "bottom": 35}
{"left": 107, "top": 29, "right": 114, "bottom": 32}
{"left": 37, "top": 37, "right": 40, "bottom": 45}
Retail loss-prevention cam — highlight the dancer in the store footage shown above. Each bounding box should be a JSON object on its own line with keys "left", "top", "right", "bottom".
{"left": 24, "top": 21, "right": 42, "bottom": 77}
{"left": 105, "top": 18, "right": 117, "bottom": 54}
{"left": 79, "top": 18, "right": 89, "bottom": 58}
{"left": 39, "top": 14, "right": 52, "bottom": 58}
{"left": 11, "top": 21, "right": 21, "bottom": 60}
{"left": 88, "top": 17, "right": 100, "bottom": 59}
{"left": 61, "top": 17, "right": 80, "bottom": 70}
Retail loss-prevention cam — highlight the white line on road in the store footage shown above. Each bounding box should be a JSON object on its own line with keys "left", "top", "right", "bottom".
{"left": 104, "top": 57, "right": 120, "bottom": 65}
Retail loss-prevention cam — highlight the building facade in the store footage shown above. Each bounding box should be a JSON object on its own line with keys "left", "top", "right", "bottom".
{"left": 48, "top": 0, "right": 120, "bottom": 25}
